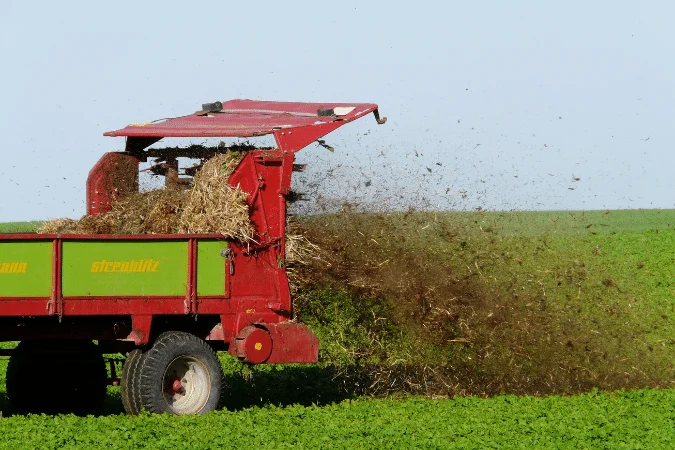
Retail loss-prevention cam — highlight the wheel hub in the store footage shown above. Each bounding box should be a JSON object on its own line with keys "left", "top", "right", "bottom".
{"left": 162, "top": 356, "right": 211, "bottom": 414}
{"left": 172, "top": 379, "right": 183, "bottom": 393}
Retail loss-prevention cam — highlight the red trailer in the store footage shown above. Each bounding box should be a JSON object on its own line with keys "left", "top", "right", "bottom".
{"left": 0, "top": 100, "right": 386, "bottom": 415}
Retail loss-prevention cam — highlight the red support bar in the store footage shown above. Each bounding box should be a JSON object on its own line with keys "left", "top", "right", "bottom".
{"left": 188, "top": 238, "right": 198, "bottom": 315}
{"left": 225, "top": 246, "right": 232, "bottom": 299}
{"left": 63, "top": 298, "right": 189, "bottom": 316}
{"left": 57, "top": 239, "right": 63, "bottom": 318}
{"left": 49, "top": 239, "right": 63, "bottom": 318}
{"left": 129, "top": 315, "right": 153, "bottom": 345}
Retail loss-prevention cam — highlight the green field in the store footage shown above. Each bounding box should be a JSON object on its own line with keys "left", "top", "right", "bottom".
{"left": 0, "top": 388, "right": 671, "bottom": 448}
{"left": 0, "top": 222, "right": 42, "bottom": 233}
{"left": 1, "top": 210, "right": 675, "bottom": 447}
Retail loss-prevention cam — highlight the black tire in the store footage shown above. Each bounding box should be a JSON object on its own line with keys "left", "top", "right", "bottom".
{"left": 138, "top": 331, "right": 223, "bottom": 415}
{"left": 120, "top": 349, "right": 144, "bottom": 415}
{"left": 7, "top": 340, "right": 107, "bottom": 415}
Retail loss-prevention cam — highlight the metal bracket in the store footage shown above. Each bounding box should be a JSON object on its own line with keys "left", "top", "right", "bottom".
{"left": 373, "top": 109, "right": 387, "bottom": 125}
{"left": 195, "top": 101, "right": 223, "bottom": 116}
{"left": 241, "top": 238, "right": 281, "bottom": 256}
{"left": 220, "top": 248, "right": 234, "bottom": 275}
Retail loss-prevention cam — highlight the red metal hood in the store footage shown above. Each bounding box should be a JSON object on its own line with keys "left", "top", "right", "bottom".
{"left": 105, "top": 99, "right": 385, "bottom": 152}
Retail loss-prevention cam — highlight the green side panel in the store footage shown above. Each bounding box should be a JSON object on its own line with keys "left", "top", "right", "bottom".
{"left": 62, "top": 241, "right": 188, "bottom": 297}
{"left": 197, "top": 240, "right": 228, "bottom": 296}
{"left": 0, "top": 242, "right": 53, "bottom": 297}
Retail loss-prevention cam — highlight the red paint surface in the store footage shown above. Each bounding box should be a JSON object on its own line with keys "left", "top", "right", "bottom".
{"left": 263, "top": 322, "right": 320, "bottom": 364}
{"left": 105, "top": 100, "right": 380, "bottom": 152}
{"left": 230, "top": 326, "right": 273, "bottom": 364}
{"left": 87, "top": 152, "right": 139, "bottom": 216}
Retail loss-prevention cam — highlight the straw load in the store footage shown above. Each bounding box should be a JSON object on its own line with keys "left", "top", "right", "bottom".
{"left": 39, "top": 153, "right": 254, "bottom": 242}
{"left": 38, "top": 151, "right": 316, "bottom": 267}
{"left": 37, "top": 190, "right": 187, "bottom": 235}
{"left": 178, "top": 153, "right": 254, "bottom": 241}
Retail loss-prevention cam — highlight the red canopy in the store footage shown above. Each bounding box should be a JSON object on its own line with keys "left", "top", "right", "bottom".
{"left": 105, "top": 99, "right": 384, "bottom": 152}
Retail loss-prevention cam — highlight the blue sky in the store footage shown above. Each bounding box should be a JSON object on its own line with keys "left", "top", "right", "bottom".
{"left": 1, "top": 1, "right": 673, "bottom": 221}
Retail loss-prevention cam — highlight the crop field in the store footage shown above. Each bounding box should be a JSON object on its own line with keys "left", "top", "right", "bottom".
{"left": 1, "top": 210, "right": 675, "bottom": 447}
{"left": 0, "top": 388, "right": 672, "bottom": 448}
{"left": 0, "top": 222, "right": 42, "bottom": 233}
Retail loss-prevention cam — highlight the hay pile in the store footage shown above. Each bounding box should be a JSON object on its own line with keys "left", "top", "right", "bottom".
{"left": 178, "top": 153, "right": 254, "bottom": 241}
{"left": 39, "top": 153, "right": 255, "bottom": 241}
{"left": 39, "top": 190, "right": 187, "bottom": 235}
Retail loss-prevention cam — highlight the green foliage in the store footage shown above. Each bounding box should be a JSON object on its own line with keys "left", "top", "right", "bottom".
{"left": 0, "top": 222, "right": 42, "bottom": 233}
{"left": 295, "top": 288, "right": 411, "bottom": 366}
{"left": 0, "top": 389, "right": 673, "bottom": 448}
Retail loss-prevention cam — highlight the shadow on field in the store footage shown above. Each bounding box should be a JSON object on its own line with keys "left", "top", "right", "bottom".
{"left": 221, "top": 362, "right": 495, "bottom": 410}
{"left": 220, "top": 363, "right": 464, "bottom": 410}
{"left": 0, "top": 389, "right": 126, "bottom": 417}
{"left": 0, "top": 366, "right": 386, "bottom": 416}
{"left": 221, "top": 365, "right": 353, "bottom": 410}
{"left": 0, "top": 366, "right": 366, "bottom": 417}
